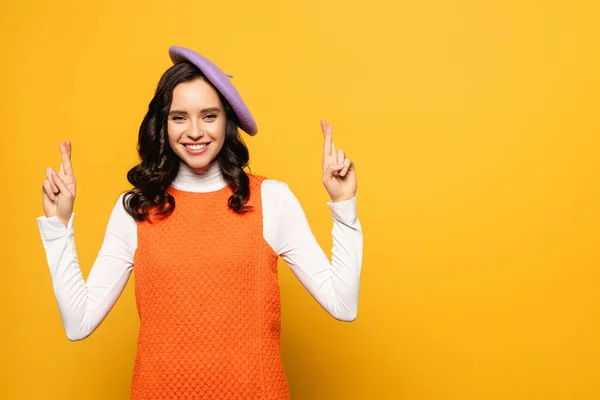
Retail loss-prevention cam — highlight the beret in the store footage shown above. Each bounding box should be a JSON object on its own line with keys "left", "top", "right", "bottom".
{"left": 168, "top": 46, "right": 258, "bottom": 135}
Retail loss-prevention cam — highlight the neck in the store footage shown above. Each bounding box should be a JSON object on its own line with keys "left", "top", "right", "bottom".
{"left": 171, "top": 160, "right": 228, "bottom": 193}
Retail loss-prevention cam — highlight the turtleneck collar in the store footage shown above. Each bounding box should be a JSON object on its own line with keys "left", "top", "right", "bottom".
{"left": 170, "top": 160, "right": 228, "bottom": 193}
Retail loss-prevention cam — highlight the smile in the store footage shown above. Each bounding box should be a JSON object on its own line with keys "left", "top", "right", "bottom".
{"left": 184, "top": 143, "right": 210, "bottom": 150}
{"left": 183, "top": 142, "right": 211, "bottom": 155}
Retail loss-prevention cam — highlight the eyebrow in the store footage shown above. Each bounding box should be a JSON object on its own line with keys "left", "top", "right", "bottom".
{"left": 169, "top": 107, "right": 222, "bottom": 115}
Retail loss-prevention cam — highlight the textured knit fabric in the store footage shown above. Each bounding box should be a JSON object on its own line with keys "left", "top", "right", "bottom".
{"left": 130, "top": 174, "right": 289, "bottom": 399}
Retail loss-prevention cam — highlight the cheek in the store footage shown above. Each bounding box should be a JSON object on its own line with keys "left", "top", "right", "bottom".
{"left": 215, "top": 120, "right": 227, "bottom": 141}
{"left": 211, "top": 123, "right": 227, "bottom": 152}
{"left": 167, "top": 122, "right": 184, "bottom": 143}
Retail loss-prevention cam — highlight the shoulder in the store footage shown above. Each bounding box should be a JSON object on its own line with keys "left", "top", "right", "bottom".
{"left": 247, "top": 174, "right": 289, "bottom": 196}
{"left": 100, "top": 192, "right": 138, "bottom": 245}
{"left": 111, "top": 191, "right": 138, "bottom": 225}
{"left": 114, "top": 192, "right": 129, "bottom": 212}
{"left": 247, "top": 174, "right": 300, "bottom": 206}
{"left": 256, "top": 177, "right": 290, "bottom": 199}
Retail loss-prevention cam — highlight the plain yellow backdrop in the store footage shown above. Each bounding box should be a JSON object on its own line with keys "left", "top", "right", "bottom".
{"left": 2, "top": 0, "right": 599, "bottom": 399}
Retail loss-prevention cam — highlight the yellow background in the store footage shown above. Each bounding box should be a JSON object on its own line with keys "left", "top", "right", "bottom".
{"left": 2, "top": 0, "right": 599, "bottom": 399}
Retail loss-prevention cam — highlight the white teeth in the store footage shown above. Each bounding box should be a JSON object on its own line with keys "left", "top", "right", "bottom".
{"left": 185, "top": 143, "right": 208, "bottom": 150}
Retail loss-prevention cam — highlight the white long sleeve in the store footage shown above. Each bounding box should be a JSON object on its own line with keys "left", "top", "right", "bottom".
{"left": 262, "top": 180, "right": 362, "bottom": 321}
{"left": 37, "top": 199, "right": 136, "bottom": 341}
{"left": 37, "top": 164, "right": 363, "bottom": 340}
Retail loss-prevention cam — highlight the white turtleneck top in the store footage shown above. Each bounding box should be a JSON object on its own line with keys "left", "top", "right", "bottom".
{"left": 36, "top": 162, "right": 363, "bottom": 341}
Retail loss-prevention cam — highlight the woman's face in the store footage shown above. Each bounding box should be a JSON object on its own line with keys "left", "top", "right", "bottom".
{"left": 167, "top": 78, "right": 227, "bottom": 171}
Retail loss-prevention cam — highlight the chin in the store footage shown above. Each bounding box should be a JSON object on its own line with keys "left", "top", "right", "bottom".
{"left": 181, "top": 155, "right": 217, "bottom": 170}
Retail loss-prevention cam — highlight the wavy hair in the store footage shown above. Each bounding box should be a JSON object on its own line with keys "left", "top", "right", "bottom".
{"left": 123, "top": 62, "right": 252, "bottom": 222}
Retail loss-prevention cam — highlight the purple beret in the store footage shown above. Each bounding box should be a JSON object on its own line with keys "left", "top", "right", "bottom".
{"left": 168, "top": 46, "right": 258, "bottom": 135}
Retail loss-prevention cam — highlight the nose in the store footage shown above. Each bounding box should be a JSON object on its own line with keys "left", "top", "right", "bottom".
{"left": 187, "top": 121, "right": 204, "bottom": 140}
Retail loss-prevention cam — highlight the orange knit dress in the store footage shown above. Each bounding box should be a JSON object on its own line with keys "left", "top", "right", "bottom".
{"left": 130, "top": 174, "right": 290, "bottom": 399}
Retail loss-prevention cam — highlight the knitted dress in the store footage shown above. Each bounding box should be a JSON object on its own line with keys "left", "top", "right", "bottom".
{"left": 130, "top": 174, "right": 290, "bottom": 399}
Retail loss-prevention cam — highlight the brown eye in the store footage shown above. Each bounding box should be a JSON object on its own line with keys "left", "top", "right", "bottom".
{"left": 205, "top": 114, "right": 217, "bottom": 120}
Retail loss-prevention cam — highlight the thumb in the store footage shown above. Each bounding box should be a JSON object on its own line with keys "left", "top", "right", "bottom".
{"left": 322, "top": 163, "right": 344, "bottom": 183}
{"left": 51, "top": 170, "right": 74, "bottom": 199}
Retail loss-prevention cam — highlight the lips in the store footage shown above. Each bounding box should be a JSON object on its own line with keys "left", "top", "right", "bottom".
{"left": 182, "top": 142, "right": 211, "bottom": 156}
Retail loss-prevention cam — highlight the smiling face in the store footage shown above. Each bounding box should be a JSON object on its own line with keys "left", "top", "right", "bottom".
{"left": 167, "top": 78, "right": 227, "bottom": 171}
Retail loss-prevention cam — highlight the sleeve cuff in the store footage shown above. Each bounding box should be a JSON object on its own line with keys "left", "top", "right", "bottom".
{"left": 327, "top": 196, "right": 358, "bottom": 224}
{"left": 36, "top": 213, "right": 75, "bottom": 241}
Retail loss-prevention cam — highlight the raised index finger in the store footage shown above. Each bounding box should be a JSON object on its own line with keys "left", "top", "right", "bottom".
{"left": 59, "top": 142, "right": 73, "bottom": 176}
{"left": 321, "top": 120, "right": 333, "bottom": 158}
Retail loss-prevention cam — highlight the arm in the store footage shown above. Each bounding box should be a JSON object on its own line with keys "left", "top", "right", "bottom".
{"left": 263, "top": 181, "right": 363, "bottom": 322}
{"left": 37, "top": 193, "right": 137, "bottom": 340}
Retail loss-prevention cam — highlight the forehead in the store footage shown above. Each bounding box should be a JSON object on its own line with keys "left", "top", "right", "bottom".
{"left": 170, "top": 78, "right": 222, "bottom": 109}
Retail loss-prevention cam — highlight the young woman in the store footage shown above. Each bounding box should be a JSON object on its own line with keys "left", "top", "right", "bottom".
{"left": 38, "top": 46, "right": 363, "bottom": 399}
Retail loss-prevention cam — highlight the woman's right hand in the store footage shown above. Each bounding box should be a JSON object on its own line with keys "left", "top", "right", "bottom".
{"left": 42, "top": 140, "right": 76, "bottom": 229}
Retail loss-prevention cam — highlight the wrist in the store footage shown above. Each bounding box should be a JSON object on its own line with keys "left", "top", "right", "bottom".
{"left": 330, "top": 193, "right": 356, "bottom": 203}
{"left": 57, "top": 211, "right": 72, "bottom": 229}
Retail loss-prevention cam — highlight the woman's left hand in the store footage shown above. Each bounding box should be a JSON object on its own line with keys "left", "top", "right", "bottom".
{"left": 320, "top": 120, "right": 357, "bottom": 203}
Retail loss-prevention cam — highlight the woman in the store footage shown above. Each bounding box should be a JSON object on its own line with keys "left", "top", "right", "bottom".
{"left": 38, "top": 46, "right": 363, "bottom": 399}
